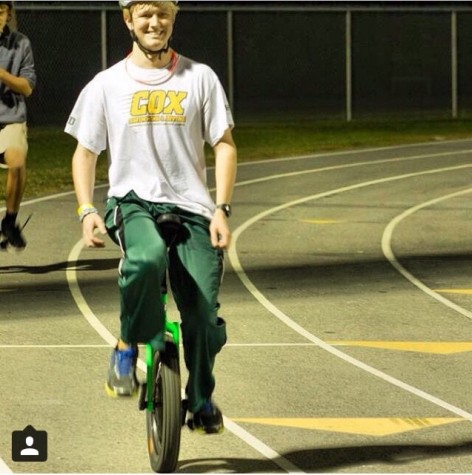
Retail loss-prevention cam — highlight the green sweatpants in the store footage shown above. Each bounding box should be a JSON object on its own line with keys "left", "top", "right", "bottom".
{"left": 104, "top": 191, "right": 227, "bottom": 412}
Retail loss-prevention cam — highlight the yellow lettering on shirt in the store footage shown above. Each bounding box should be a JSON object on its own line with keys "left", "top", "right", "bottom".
{"left": 129, "top": 90, "right": 188, "bottom": 125}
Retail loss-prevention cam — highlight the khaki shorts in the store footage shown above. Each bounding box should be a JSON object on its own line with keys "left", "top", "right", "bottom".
{"left": 0, "top": 122, "right": 28, "bottom": 169}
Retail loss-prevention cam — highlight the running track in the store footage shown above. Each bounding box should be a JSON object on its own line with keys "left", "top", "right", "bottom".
{"left": 1, "top": 139, "right": 472, "bottom": 473}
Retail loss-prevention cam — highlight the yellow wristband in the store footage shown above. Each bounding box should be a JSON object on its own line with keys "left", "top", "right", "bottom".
{"left": 77, "top": 203, "right": 94, "bottom": 215}
{"left": 77, "top": 203, "right": 98, "bottom": 222}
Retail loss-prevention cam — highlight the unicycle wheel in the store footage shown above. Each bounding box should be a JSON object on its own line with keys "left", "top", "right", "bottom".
{"left": 146, "top": 339, "right": 182, "bottom": 473}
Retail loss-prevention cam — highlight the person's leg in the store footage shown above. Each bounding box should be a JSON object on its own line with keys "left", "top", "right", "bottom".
{"left": 0, "top": 124, "right": 28, "bottom": 249}
{"left": 169, "top": 213, "right": 226, "bottom": 432}
{"left": 118, "top": 203, "right": 168, "bottom": 346}
{"left": 4, "top": 147, "right": 26, "bottom": 213}
{"left": 104, "top": 196, "right": 168, "bottom": 396}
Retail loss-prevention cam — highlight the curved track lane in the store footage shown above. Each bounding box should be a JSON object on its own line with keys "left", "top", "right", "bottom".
{"left": 1, "top": 139, "right": 472, "bottom": 473}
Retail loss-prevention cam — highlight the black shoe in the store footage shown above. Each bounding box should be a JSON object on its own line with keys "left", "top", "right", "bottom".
{"left": 187, "top": 400, "right": 224, "bottom": 434}
{"left": 1, "top": 218, "right": 26, "bottom": 250}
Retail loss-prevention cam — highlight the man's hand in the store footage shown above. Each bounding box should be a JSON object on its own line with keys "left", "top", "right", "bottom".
{"left": 82, "top": 213, "right": 107, "bottom": 248}
{"left": 210, "top": 210, "right": 231, "bottom": 250}
{"left": 0, "top": 67, "right": 33, "bottom": 97}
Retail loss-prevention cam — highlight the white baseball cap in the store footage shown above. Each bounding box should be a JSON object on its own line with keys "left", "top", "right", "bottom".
{"left": 119, "top": 0, "right": 178, "bottom": 7}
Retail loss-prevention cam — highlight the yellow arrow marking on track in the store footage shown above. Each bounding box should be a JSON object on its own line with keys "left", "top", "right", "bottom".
{"left": 232, "top": 417, "right": 463, "bottom": 436}
{"left": 326, "top": 341, "right": 472, "bottom": 354}
{"left": 302, "top": 219, "right": 341, "bottom": 224}
{"left": 435, "top": 288, "right": 472, "bottom": 295}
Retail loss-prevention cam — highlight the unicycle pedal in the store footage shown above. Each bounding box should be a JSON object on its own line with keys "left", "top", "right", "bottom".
{"left": 181, "top": 398, "right": 188, "bottom": 427}
{"left": 0, "top": 236, "right": 8, "bottom": 250}
{"left": 138, "top": 382, "right": 147, "bottom": 411}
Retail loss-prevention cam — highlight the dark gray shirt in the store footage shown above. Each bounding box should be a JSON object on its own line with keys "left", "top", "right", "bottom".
{"left": 0, "top": 27, "right": 36, "bottom": 124}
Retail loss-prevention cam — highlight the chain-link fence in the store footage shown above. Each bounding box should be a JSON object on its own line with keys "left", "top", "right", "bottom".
{"left": 12, "top": 1, "right": 472, "bottom": 126}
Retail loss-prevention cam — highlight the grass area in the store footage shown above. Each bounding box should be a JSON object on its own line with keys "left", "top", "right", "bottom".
{"left": 13, "top": 118, "right": 472, "bottom": 199}
{"left": 230, "top": 117, "right": 472, "bottom": 160}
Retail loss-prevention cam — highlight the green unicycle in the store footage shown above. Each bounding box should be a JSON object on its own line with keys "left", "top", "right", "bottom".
{"left": 138, "top": 213, "right": 188, "bottom": 473}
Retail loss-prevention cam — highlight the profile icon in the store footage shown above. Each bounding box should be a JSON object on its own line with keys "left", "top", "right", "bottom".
{"left": 11, "top": 425, "right": 47, "bottom": 462}
{"left": 21, "top": 436, "right": 39, "bottom": 456}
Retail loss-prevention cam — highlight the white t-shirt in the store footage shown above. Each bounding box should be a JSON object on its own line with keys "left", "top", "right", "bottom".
{"left": 65, "top": 53, "right": 234, "bottom": 220}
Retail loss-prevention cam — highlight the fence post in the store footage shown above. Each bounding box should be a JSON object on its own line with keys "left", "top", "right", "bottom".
{"left": 101, "top": 9, "right": 108, "bottom": 71}
{"left": 227, "top": 9, "right": 234, "bottom": 113}
{"left": 451, "top": 10, "right": 458, "bottom": 118}
{"left": 345, "top": 9, "right": 352, "bottom": 122}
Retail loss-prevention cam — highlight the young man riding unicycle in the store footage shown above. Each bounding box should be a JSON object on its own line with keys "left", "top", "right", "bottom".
{"left": 65, "top": 0, "right": 237, "bottom": 434}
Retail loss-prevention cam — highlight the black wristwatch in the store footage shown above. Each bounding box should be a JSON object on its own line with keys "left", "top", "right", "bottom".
{"left": 216, "top": 203, "right": 232, "bottom": 218}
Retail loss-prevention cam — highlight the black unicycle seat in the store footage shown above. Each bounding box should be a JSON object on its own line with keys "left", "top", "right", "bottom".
{"left": 156, "top": 213, "right": 182, "bottom": 247}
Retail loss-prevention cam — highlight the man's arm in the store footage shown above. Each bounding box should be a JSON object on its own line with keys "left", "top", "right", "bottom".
{"left": 210, "top": 127, "right": 237, "bottom": 249}
{"left": 0, "top": 68, "right": 32, "bottom": 97}
{"left": 0, "top": 37, "right": 36, "bottom": 97}
{"left": 72, "top": 143, "right": 107, "bottom": 247}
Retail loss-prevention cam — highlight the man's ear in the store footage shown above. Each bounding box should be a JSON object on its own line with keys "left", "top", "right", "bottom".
{"left": 123, "top": 9, "right": 133, "bottom": 31}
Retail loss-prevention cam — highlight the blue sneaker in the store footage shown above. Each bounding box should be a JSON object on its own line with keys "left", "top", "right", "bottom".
{"left": 187, "top": 400, "right": 224, "bottom": 434}
{"left": 105, "top": 346, "right": 138, "bottom": 397}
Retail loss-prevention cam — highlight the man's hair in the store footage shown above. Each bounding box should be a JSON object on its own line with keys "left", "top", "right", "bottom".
{"left": 120, "top": 0, "right": 178, "bottom": 10}
{"left": 122, "top": 1, "right": 179, "bottom": 21}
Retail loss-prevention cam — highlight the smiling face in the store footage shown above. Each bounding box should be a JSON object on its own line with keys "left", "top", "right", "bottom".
{"left": 124, "top": 2, "right": 177, "bottom": 55}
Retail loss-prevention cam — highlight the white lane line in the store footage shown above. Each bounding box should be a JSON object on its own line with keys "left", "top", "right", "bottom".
{"left": 0, "top": 458, "right": 11, "bottom": 474}
{"left": 63, "top": 162, "right": 472, "bottom": 474}
{"left": 223, "top": 418, "right": 303, "bottom": 474}
{"left": 0, "top": 183, "right": 109, "bottom": 213}
{"left": 66, "top": 239, "right": 153, "bottom": 374}
{"left": 0, "top": 344, "right": 110, "bottom": 349}
{"left": 0, "top": 144, "right": 468, "bottom": 474}
{"left": 233, "top": 149, "right": 472, "bottom": 189}
{"left": 57, "top": 150, "right": 471, "bottom": 474}
{"left": 66, "top": 240, "right": 303, "bottom": 473}
{"left": 0, "top": 343, "right": 316, "bottom": 349}
{"left": 66, "top": 239, "right": 117, "bottom": 348}
{"left": 229, "top": 163, "right": 472, "bottom": 424}
{"left": 382, "top": 187, "right": 472, "bottom": 321}
{"left": 226, "top": 343, "right": 315, "bottom": 347}
{"left": 234, "top": 137, "right": 472, "bottom": 167}
{"left": 0, "top": 139, "right": 471, "bottom": 211}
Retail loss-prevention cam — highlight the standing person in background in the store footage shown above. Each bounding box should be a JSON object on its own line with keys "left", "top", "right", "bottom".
{"left": 66, "top": 0, "right": 237, "bottom": 434}
{"left": 0, "top": 0, "right": 36, "bottom": 250}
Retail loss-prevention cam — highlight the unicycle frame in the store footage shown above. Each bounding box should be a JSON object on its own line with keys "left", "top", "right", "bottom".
{"left": 140, "top": 212, "right": 185, "bottom": 474}
{"left": 141, "top": 287, "right": 183, "bottom": 474}
{"left": 145, "top": 293, "right": 181, "bottom": 413}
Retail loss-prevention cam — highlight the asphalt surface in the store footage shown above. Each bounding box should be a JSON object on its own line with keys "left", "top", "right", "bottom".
{"left": 1, "top": 139, "right": 472, "bottom": 473}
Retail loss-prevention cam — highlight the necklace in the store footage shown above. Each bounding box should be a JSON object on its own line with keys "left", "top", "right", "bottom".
{"left": 125, "top": 51, "right": 179, "bottom": 85}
